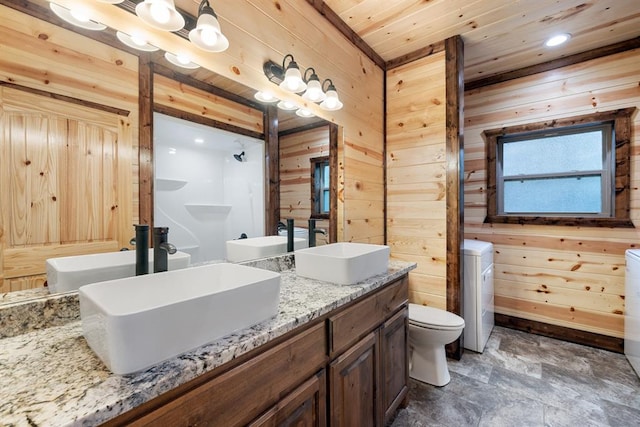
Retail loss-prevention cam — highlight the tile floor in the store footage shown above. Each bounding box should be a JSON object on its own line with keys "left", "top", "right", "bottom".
{"left": 391, "top": 326, "right": 640, "bottom": 426}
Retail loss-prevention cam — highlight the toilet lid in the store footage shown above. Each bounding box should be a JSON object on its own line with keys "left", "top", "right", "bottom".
{"left": 408, "top": 303, "right": 465, "bottom": 329}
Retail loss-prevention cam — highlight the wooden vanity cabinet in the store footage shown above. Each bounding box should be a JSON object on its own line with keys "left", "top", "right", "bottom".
{"left": 249, "top": 370, "right": 326, "bottom": 427}
{"left": 328, "top": 277, "right": 409, "bottom": 427}
{"left": 104, "top": 276, "right": 408, "bottom": 427}
{"left": 381, "top": 308, "right": 409, "bottom": 425}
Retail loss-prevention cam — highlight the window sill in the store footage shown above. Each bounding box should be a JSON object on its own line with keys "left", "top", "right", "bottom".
{"left": 484, "top": 215, "right": 635, "bottom": 228}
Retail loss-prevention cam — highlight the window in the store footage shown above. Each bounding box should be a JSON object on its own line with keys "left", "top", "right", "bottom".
{"left": 311, "top": 156, "right": 330, "bottom": 219}
{"left": 483, "top": 108, "right": 635, "bottom": 227}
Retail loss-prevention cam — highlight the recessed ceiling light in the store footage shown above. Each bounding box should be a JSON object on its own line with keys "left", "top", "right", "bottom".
{"left": 194, "top": 138, "right": 204, "bottom": 144}
{"left": 545, "top": 33, "right": 571, "bottom": 47}
{"left": 49, "top": 3, "right": 107, "bottom": 31}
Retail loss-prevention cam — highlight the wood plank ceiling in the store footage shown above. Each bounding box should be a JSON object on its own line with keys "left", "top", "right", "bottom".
{"left": 320, "top": 0, "right": 640, "bottom": 82}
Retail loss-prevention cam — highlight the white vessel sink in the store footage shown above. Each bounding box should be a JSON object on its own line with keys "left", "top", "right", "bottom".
{"left": 226, "top": 236, "right": 307, "bottom": 262}
{"left": 79, "top": 263, "right": 281, "bottom": 375}
{"left": 295, "top": 243, "right": 390, "bottom": 285}
{"left": 46, "top": 249, "right": 191, "bottom": 293}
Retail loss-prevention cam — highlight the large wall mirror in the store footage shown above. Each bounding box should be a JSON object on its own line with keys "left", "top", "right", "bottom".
{"left": 0, "top": 1, "right": 340, "bottom": 298}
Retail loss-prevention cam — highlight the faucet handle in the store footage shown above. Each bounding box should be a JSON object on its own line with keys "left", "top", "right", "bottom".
{"left": 160, "top": 242, "right": 177, "bottom": 255}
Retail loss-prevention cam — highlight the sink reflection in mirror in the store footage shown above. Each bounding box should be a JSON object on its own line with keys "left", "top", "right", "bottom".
{"left": 226, "top": 235, "right": 308, "bottom": 263}
{"left": 46, "top": 249, "right": 191, "bottom": 294}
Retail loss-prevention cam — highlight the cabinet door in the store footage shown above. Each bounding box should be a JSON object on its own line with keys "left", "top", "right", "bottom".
{"left": 381, "top": 308, "right": 409, "bottom": 425}
{"left": 249, "top": 370, "right": 326, "bottom": 427}
{"left": 329, "top": 332, "right": 378, "bottom": 427}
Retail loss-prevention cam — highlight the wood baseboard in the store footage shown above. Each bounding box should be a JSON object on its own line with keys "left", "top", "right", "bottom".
{"left": 495, "top": 313, "right": 624, "bottom": 354}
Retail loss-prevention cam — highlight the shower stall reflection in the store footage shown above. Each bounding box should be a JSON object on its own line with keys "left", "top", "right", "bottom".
{"left": 153, "top": 113, "right": 265, "bottom": 263}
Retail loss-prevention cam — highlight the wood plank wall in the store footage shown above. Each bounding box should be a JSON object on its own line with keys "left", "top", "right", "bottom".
{"left": 153, "top": 74, "right": 264, "bottom": 135}
{"left": 464, "top": 48, "right": 640, "bottom": 338}
{"left": 279, "top": 126, "right": 330, "bottom": 244}
{"left": 0, "top": 5, "right": 138, "bottom": 291}
{"left": 386, "top": 52, "right": 449, "bottom": 309}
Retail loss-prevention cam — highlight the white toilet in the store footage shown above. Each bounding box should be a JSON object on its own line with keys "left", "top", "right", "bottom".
{"left": 408, "top": 303, "right": 465, "bottom": 387}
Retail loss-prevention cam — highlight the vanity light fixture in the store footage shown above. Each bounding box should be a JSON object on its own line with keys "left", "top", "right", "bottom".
{"left": 295, "top": 108, "right": 315, "bottom": 118}
{"left": 135, "top": 0, "right": 185, "bottom": 32}
{"left": 261, "top": 55, "right": 343, "bottom": 111}
{"left": 164, "top": 52, "right": 199, "bottom": 69}
{"left": 319, "top": 79, "right": 343, "bottom": 111}
{"left": 277, "top": 100, "right": 298, "bottom": 111}
{"left": 545, "top": 33, "right": 571, "bottom": 47}
{"left": 50, "top": 3, "right": 107, "bottom": 31}
{"left": 254, "top": 91, "right": 279, "bottom": 103}
{"left": 279, "top": 54, "right": 307, "bottom": 93}
{"left": 189, "top": 0, "right": 229, "bottom": 52}
{"left": 301, "top": 68, "right": 326, "bottom": 103}
{"left": 116, "top": 31, "right": 159, "bottom": 52}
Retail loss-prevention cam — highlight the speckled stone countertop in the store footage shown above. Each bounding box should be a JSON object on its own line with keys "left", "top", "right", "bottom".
{"left": 0, "top": 257, "right": 415, "bottom": 427}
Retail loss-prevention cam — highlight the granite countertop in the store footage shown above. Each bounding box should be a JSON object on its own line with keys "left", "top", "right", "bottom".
{"left": 0, "top": 259, "right": 415, "bottom": 427}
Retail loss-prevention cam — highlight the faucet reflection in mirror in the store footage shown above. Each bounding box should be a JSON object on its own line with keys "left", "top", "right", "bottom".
{"left": 133, "top": 224, "right": 149, "bottom": 276}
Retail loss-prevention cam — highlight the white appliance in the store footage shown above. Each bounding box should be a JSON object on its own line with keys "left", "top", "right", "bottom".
{"left": 625, "top": 249, "right": 640, "bottom": 377}
{"left": 463, "top": 239, "right": 495, "bottom": 353}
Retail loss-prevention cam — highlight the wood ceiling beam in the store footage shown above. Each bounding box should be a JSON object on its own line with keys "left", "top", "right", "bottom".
{"left": 305, "top": 0, "right": 386, "bottom": 70}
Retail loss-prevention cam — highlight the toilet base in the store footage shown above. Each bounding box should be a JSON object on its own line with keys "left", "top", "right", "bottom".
{"left": 409, "top": 344, "right": 451, "bottom": 387}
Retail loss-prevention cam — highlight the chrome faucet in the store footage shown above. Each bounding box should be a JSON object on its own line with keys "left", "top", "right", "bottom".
{"left": 308, "top": 219, "right": 327, "bottom": 248}
{"left": 153, "top": 227, "right": 177, "bottom": 273}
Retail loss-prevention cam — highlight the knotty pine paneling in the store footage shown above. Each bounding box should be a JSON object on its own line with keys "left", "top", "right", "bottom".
{"left": 0, "top": 6, "right": 137, "bottom": 291}
{"left": 464, "top": 48, "right": 640, "bottom": 338}
{"left": 279, "top": 126, "right": 330, "bottom": 244}
{"left": 153, "top": 75, "right": 263, "bottom": 135}
{"left": 386, "top": 52, "right": 448, "bottom": 309}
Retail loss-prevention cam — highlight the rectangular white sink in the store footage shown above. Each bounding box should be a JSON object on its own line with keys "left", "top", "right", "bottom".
{"left": 46, "top": 249, "right": 191, "bottom": 293}
{"left": 295, "top": 243, "right": 390, "bottom": 285}
{"left": 79, "top": 263, "right": 281, "bottom": 375}
{"left": 226, "top": 236, "right": 307, "bottom": 262}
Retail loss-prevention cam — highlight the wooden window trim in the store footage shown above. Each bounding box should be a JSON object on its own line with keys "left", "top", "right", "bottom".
{"left": 483, "top": 108, "right": 636, "bottom": 228}
{"left": 310, "top": 156, "right": 330, "bottom": 220}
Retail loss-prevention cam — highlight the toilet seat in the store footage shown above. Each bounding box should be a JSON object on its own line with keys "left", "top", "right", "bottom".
{"left": 409, "top": 303, "right": 465, "bottom": 330}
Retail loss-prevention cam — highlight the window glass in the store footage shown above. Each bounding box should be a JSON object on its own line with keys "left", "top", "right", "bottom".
{"left": 497, "top": 122, "right": 612, "bottom": 217}
{"left": 503, "top": 176, "right": 602, "bottom": 213}
{"left": 502, "top": 130, "right": 603, "bottom": 176}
